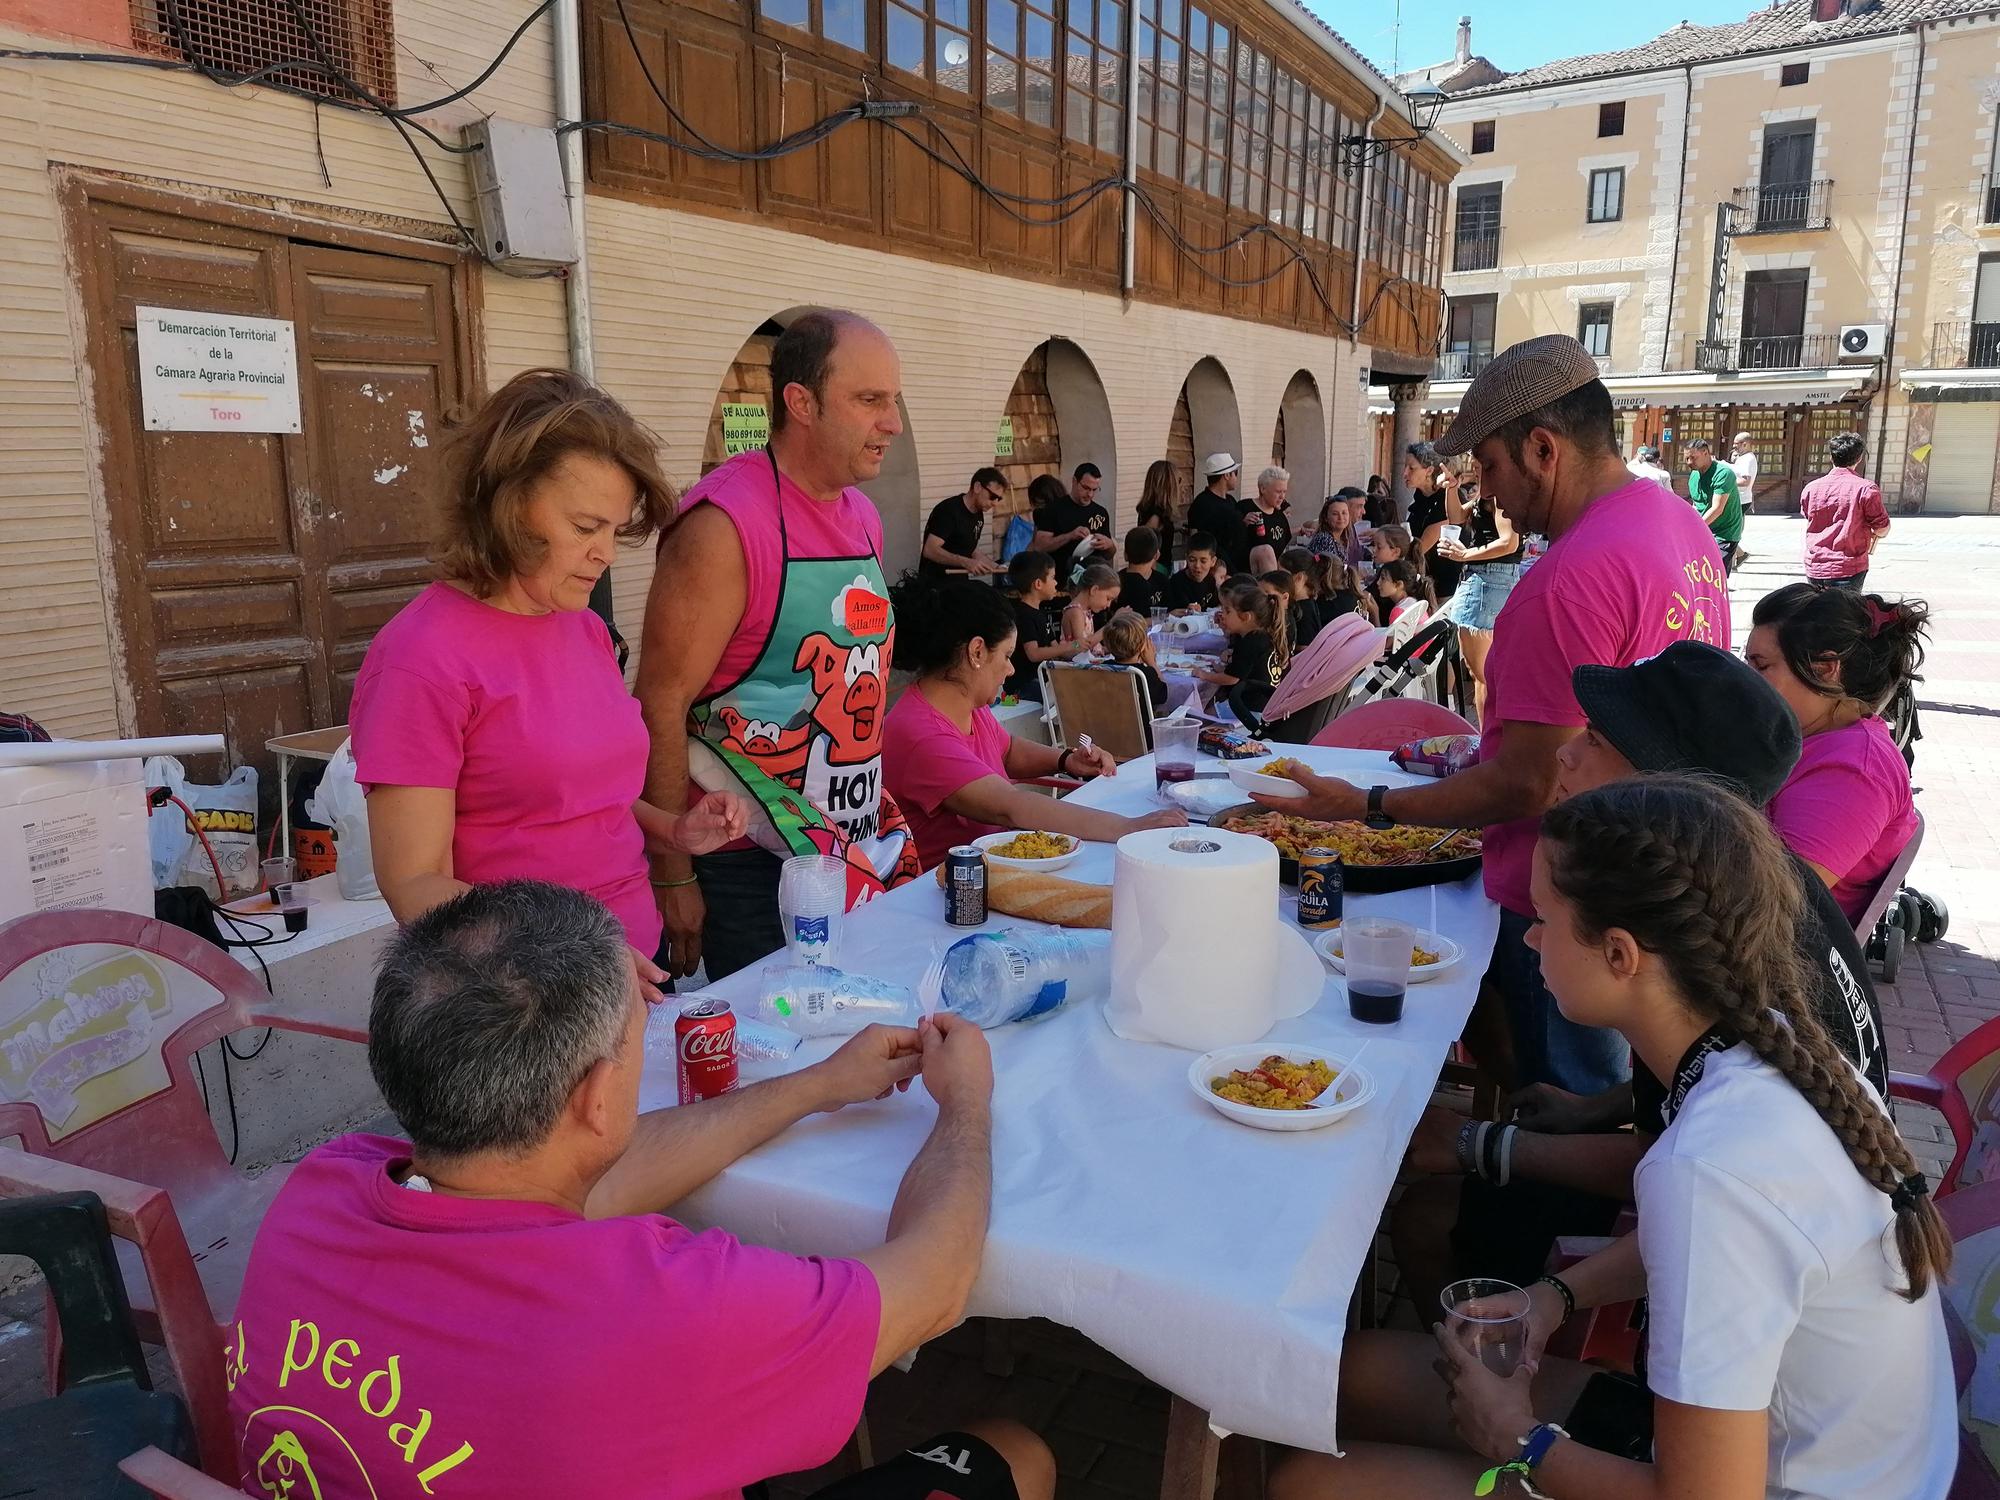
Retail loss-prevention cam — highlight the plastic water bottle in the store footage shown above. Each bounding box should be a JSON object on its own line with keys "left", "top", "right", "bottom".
{"left": 753, "top": 964, "right": 919, "bottom": 1037}
{"left": 929, "top": 928, "right": 1112, "bottom": 1027}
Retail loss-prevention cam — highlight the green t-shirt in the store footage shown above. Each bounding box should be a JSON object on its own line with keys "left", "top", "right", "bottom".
{"left": 1688, "top": 459, "right": 1744, "bottom": 546}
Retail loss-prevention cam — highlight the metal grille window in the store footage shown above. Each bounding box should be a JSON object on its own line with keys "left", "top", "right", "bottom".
{"left": 1586, "top": 167, "right": 1624, "bottom": 224}
{"left": 986, "top": 0, "right": 1058, "bottom": 126}
{"left": 1577, "top": 301, "right": 1613, "bottom": 357}
{"left": 1064, "top": 0, "right": 1128, "bottom": 155}
{"left": 131, "top": 0, "right": 397, "bottom": 105}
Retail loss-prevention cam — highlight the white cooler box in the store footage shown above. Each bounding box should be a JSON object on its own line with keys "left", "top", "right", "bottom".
{"left": 0, "top": 757, "right": 155, "bottom": 923}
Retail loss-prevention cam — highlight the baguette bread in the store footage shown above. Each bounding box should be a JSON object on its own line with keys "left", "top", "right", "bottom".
{"left": 932, "top": 859, "right": 1113, "bottom": 928}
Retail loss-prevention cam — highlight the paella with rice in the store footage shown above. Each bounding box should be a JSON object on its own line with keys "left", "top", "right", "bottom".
{"left": 1215, "top": 811, "right": 1482, "bottom": 866}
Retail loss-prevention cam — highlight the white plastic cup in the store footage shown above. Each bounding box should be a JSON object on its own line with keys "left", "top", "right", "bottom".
{"left": 1437, "top": 523, "right": 1464, "bottom": 549}
{"left": 778, "top": 853, "right": 849, "bottom": 964}
{"left": 1442, "top": 1278, "right": 1532, "bottom": 1376}
{"left": 1344, "top": 916, "right": 1416, "bottom": 1024}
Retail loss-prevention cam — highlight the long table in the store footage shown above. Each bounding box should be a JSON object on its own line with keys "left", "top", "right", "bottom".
{"left": 638, "top": 744, "right": 1499, "bottom": 1491}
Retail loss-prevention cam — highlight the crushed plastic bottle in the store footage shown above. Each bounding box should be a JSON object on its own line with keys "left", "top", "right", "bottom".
{"left": 924, "top": 928, "right": 1112, "bottom": 1027}
{"left": 753, "top": 964, "right": 920, "bottom": 1037}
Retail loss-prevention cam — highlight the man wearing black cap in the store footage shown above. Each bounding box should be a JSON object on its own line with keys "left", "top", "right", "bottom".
{"left": 1258, "top": 335, "right": 1730, "bottom": 1097}
{"left": 1389, "top": 641, "right": 1887, "bottom": 1314}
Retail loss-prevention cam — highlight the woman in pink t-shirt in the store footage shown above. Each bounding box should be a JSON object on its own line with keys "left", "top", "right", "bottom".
{"left": 883, "top": 582, "right": 1186, "bottom": 869}
{"left": 1746, "top": 582, "right": 1929, "bottom": 924}
{"left": 351, "top": 370, "right": 747, "bottom": 989}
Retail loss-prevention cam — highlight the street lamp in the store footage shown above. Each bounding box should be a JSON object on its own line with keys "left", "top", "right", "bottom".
{"left": 1338, "top": 82, "right": 1451, "bottom": 171}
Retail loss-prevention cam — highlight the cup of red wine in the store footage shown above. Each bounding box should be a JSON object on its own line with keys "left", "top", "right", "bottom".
{"left": 1152, "top": 717, "right": 1201, "bottom": 791}
{"left": 1343, "top": 915, "right": 1416, "bottom": 1024}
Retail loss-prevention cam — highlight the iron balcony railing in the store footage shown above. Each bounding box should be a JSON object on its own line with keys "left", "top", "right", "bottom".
{"left": 1927, "top": 320, "right": 2000, "bottom": 369}
{"left": 1730, "top": 178, "right": 1834, "bottom": 233}
{"left": 1693, "top": 333, "right": 1842, "bottom": 372}
{"left": 1983, "top": 172, "right": 2000, "bottom": 227}
{"left": 1452, "top": 227, "right": 1500, "bottom": 272}
{"left": 1434, "top": 349, "right": 1494, "bottom": 381}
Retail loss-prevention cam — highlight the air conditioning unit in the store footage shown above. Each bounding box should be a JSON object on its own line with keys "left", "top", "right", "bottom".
{"left": 1839, "top": 324, "right": 1888, "bottom": 360}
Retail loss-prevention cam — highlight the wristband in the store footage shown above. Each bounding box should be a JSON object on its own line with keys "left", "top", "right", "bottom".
{"left": 1497, "top": 1124, "right": 1517, "bottom": 1188}
{"left": 650, "top": 875, "right": 698, "bottom": 890}
{"left": 1480, "top": 1121, "right": 1507, "bottom": 1184}
{"left": 1534, "top": 1273, "right": 1576, "bottom": 1319}
{"left": 1476, "top": 1423, "right": 1565, "bottom": 1499}
{"left": 1473, "top": 1121, "right": 1493, "bottom": 1182}
{"left": 1455, "top": 1119, "right": 1481, "bottom": 1176}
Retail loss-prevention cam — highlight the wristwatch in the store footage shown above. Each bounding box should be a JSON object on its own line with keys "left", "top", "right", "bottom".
{"left": 1365, "top": 785, "right": 1395, "bottom": 830}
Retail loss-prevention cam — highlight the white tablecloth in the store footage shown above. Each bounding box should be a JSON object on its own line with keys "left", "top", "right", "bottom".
{"left": 640, "top": 744, "right": 1499, "bottom": 1453}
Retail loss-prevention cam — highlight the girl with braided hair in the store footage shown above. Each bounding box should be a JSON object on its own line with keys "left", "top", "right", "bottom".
{"left": 1272, "top": 775, "right": 1953, "bottom": 1500}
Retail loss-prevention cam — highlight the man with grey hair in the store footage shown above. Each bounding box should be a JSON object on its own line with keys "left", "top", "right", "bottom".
{"left": 1237, "top": 464, "right": 1292, "bottom": 575}
{"left": 227, "top": 880, "right": 1053, "bottom": 1500}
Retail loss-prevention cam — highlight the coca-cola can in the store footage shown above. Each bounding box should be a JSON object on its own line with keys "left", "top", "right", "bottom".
{"left": 675, "top": 998, "right": 738, "bottom": 1104}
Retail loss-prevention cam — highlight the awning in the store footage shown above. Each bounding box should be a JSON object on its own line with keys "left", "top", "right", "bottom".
{"left": 1417, "top": 365, "right": 1871, "bottom": 415}
{"left": 1900, "top": 367, "right": 2000, "bottom": 400}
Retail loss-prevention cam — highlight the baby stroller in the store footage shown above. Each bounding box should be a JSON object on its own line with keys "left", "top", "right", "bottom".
{"left": 1335, "top": 616, "right": 1469, "bottom": 721}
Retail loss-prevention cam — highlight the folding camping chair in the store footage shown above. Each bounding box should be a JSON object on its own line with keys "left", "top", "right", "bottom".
{"left": 1038, "top": 661, "right": 1152, "bottom": 762}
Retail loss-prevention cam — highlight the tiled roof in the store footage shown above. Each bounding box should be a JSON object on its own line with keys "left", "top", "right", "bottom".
{"left": 1451, "top": 0, "right": 1996, "bottom": 96}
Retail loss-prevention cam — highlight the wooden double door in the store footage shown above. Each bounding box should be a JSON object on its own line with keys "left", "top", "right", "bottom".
{"left": 70, "top": 180, "right": 477, "bottom": 802}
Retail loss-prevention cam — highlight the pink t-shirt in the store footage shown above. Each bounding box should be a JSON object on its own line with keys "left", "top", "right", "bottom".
{"left": 681, "top": 450, "right": 888, "bottom": 702}
{"left": 227, "top": 1135, "right": 879, "bottom": 1500}
{"left": 1478, "top": 478, "right": 1731, "bottom": 914}
{"left": 882, "top": 688, "right": 1011, "bottom": 868}
{"left": 1768, "top": 715, "right": 1916, "bottom": 924}
{"left": 1800, "top": 468, "right": 1888, "bottom": 581}
{"left": 350, "top": 583, "right": 660, "bottom": 952}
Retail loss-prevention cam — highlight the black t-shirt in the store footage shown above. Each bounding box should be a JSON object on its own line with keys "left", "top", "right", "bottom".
{"left": 1032, "top": 495, "right": 1112, "bottom": 550}
{"left": 1007, "top": 597, "right": 1057, "bottom": 697}
{"left": 1187, "top": 488, "right": 1244, "bottom": 567}
{"left": 1163, "top": 568, "right": 1219, "bottom": 611}
{"left": 1117, "top": 568, "right": 1165, "bottom": 615}
{"left": 1460, "top": 496, "right": 1523, "bottom": 565}
{"left": 1631, "top": 853, "right": 1889, "bottom": 1134}
{"left": 1406, "top": 488, "right": 1463, "bottom": 598}
{"left": 1116, "top": 660, "right": 1170, "bottom": 711}
{"left": 919, "top": 495, "right": 985, "bottom": 580}
{"left": 1290, "top": 597, "right": 1324, "bottom": 650}
{"left": 1225, "top": 630, "right": 1283, "bottom": 690}
{"left": 1236, "top": 499, "right": 1293, "bottom": 567}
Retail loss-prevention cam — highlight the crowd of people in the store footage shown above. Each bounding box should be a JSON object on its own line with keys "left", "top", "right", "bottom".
{"left": 221, "top": 311, "right": 1951, "bottom": 1500}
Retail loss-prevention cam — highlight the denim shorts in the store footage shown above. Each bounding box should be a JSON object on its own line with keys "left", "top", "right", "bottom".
{"left": 1443, "top": 561, "right": 1522, "bottom": 632}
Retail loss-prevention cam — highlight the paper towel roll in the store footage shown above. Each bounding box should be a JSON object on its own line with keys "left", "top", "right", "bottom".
{"left": 1104, "top": 827, "right": 1322, "bottom": 1050}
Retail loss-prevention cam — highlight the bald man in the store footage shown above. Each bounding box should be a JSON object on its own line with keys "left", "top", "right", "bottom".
{"left": 639, "top": 310, "right": 922, "bottom": 982}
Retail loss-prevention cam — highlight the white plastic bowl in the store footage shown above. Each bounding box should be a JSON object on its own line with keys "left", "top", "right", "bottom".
{"left": 1188, "top": 1044, "right": 1376, "bottom": 1132}
{"left": 972, "top": 829, "right": 1083, "bottom": 872}
{"left": 1312, "top": 926, "right": 1464, "bottom": 983}
{"left": 1228, "top": 759, "right": 1311, "bottom": 800}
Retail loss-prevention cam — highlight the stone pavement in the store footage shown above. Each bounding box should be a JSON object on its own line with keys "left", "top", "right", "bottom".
{"left": 0, "top": 516, "right": 1992, "bottom": 1499}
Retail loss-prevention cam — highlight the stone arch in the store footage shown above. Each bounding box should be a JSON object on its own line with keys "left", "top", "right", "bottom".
{"left": 992, "top": 337, "right": 1116, "bottom": 548}
{"left": 701, "top": 310, "right": 924, "bottom": 580}
{"left": 1175, "top": 357, "right": 1243, "bottom": 519}
{"left": 1274, "top": 370, "right": 1326, "bottom": 507}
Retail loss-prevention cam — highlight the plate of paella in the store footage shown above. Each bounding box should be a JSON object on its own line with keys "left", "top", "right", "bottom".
{"left": 1208, "top": 805, "right": 1483, "bottom": 893}
{"left": 1188, "top": 1045, "right": 1376, "bottom": 1132}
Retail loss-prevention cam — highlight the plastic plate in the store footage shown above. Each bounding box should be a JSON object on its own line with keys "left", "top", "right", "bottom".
{"left": 972, "top": 830, "right": 1083, "bottom": 872}
{"left": 1189, "top": 1045, "right": 1376, "bottom": 1132}
{"left": 1311, "top": 925, "right": 1464, "bottom": 983}
{"left": 1227, "top": 760, "right": 1311, "bottom": 800}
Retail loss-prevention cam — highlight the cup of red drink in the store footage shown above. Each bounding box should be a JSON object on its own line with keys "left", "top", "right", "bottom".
{"left": 1152, "top": 717, "right": 1200, "bottom": 790}
{"left": 1343, "top": 916, "right": 1415, "bottom": 1023}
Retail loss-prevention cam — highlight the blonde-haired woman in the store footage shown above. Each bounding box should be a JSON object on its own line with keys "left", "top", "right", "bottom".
{"left": 351, "top": 368, "right": 745, "bottom": 994}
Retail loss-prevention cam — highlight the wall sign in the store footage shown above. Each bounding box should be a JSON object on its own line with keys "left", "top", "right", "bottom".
{"left": 136, "top": 306, "right": 301, "bottom": 433}
{"left": 721, "top": 402, "right": 769, "bottom": 455}
{"left": 995, "top": 416, "right": 1015, "bottom": 458}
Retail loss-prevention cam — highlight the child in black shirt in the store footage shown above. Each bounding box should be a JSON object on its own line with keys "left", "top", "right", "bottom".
{"left": 1117, "top": 526, "right": 1167, "bottom": 616}
{"left": 1003, "top": 551, "right": 1065, "bottom": 701}
{"left": 1197, "top": 577, "right": 1290, "bottom": 718}
{"left": 1162, "top": 532, "right": 1222, "bottom": 612}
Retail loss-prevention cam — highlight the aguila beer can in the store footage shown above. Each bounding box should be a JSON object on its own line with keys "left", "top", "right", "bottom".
{"left": 1295, "top": 847, "right": 1344, "bottom": 929}
{"left": 945, "top": 845, "right": 988, "bottom": 926}
{"left": 676, "top": 998, "right": 738, "bottom": 1104}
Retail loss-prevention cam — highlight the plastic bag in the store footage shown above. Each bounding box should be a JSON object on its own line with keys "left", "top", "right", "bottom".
{"left": 143, "top": 756, "right": 259, "bottom": 898}
{"left": 305, "top": 741, "right": 379, "bottom": 900}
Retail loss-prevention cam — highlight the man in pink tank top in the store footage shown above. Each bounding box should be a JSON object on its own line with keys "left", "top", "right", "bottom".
{"left": 639, "top": 311, "right": 922, "bottom": 981}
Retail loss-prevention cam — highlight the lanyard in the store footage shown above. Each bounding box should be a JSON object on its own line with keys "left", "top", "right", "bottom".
{"left": 1661, "top": 1024, "right": 1734, "bottom": 1126}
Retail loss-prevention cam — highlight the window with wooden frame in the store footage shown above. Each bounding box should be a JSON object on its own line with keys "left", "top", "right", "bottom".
{"left": 1780, "top": 60, "right": 1808, "bottom": 86}
{"left": 1598, "top": 100, "right": 1624, "bottom": 137}
{"left": 1586, "top": 166, "right": 1624, "bottom": 223}
{"left": 1371, "top": 152, "right": 1414, "bottom": 275}
{"left": 761, "top": 0, "right": 869, "bottom": 54}
{"left": 986, "top": 0, "right": 1059, "bottom": 126}
{"left": 1268, "top": 68, "right": 1307, "bottom": 229}
{"left": 1065, "top": 0, "right": 1129, "bottom": 154}
{"left": 1227, "top": 39, "right": 1270, "bottom": 215}
{"left": 1134, "top": 0, "right": 1178, "bottom": 174}
{"left": 887, "top": 0, "right": 974, "bottom": 94}
{"left": 1176, "top": 6, "right": 1229, "bottom": 199}
{"left": 1470, "top": 119, "right": 1494, "bottom": 153}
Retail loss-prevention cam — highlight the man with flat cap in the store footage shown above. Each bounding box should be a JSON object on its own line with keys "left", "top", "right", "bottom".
{"left": 1258, "top": 335, "right": 1730, "bottom": 1096}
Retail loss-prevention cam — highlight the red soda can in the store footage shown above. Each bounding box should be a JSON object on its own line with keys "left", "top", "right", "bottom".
{"left": 676, "top": 998, "right": 738, "bottom": 1104}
